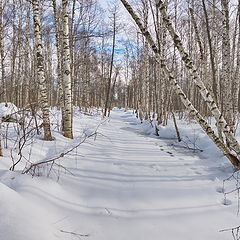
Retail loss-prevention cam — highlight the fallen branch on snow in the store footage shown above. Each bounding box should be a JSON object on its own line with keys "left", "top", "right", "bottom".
{"left": 22, "top": 131, "right": 96, "bottom": 175}
{"left": 60, "top": 229, "right": 90, "bottom": 237}
{"left": 22, "top": 120, "right": 106, "bottom": 176}
{"left": 220, "top": 225, "right": 240, "bottom": 240}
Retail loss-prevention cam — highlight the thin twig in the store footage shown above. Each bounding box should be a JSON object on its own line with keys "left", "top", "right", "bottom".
{"left": 22, "top": 120, "right": 106, "bottom": 175}
{"left": 59, "top": 229, "right": 89, "bottom": 237}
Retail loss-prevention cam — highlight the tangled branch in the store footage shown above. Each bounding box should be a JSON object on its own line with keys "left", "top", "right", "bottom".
{"left": 22, "top": 120, "right": 106, "bottom": 176}
{"left": 220, "top": 225, "right": 240, "bottom": 240}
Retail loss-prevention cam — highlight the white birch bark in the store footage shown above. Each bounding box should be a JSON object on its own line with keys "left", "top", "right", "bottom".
{"left": 62, "top": 0, "right": 73, "bottom": 139}
{"left": 52, "top": 0, "right": 65, "bottom": 131}
{"left": 32, "top": 0, "right": 53, "bottom": 141}
{"left": 233, "top": 1, "right": 240, "bottom": 128}
{"left": 142, "top": 0, "right": 150, "bottom": 118}
{"left": 120, "top": 0, "right": 240, "bottom": 168}
{"left": 202, "top": 0, "right": 219, "bottom": 107}
{"left": 70, "top": 0, "right": 76, "bottom": 106}
{"left": 221, "top": 0, "right": 233, "bottom": 130}
{"left": 189, "top": 7, "right": 204, "bottom": 61}
{"left": 0, "top": 0, "right": 6, "bottom": 103}
{"left": 0, "top": 118, "right": 2, "bottom": 156}
{"left": 104, "top": 9, "right": 117, "bottom": 117}
{"left": 156, "top": 0, "right": 240, "bottom": 157}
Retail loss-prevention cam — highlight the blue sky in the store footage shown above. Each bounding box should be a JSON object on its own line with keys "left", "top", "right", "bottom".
{"left": 97, "top": 0, "right": 138, "bottom": 61}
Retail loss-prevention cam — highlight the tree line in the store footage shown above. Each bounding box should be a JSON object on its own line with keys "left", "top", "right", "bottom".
{"left": 1, "top": 0, "right": 240, "bottom": 168}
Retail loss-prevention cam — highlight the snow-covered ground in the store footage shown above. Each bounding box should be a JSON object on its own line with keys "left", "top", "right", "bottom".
{"left": 0, "top": 108, "right": 239, "bottom": 240}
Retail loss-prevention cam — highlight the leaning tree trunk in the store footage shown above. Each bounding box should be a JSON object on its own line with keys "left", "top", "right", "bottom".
{"left": 155, "top": 0, "right": 240, "bottom": 157}
{"left": 62, "top": 0, "right": 73, "bottom": 139}
{"left": 120, "top": 0, "right": 240, "bottom": 168}
{"left": 32, "top": 0, "right": 53, "bottom": 141}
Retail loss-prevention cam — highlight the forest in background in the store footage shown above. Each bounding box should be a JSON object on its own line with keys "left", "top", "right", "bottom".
{"left": 1, "top": 1, "right": 240, "bottom": 239}
{"left": 0, "top": 0, "right": 240, "bottom": 168}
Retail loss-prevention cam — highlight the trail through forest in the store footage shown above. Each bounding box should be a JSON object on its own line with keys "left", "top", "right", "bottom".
{"left": 0, "top": 109, "right": 239, "bottom": 240}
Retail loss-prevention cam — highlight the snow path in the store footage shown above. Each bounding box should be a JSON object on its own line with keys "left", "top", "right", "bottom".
{"left": 0, "top": 109, "right": 238, "bottom": 240}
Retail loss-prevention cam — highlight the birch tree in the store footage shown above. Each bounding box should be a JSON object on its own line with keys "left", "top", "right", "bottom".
{"left": 155, "top": 0, "right": 240, "bottom": 158}
{"left": 119, "top": 0, "right": 240, "bottom": 168}
{"left": 32, "top": 0, "right": 53, "bottom": 141}
{"left": 52, "top": 0, "right": 65, "bottom": 131}
{"left": 103, "top": 5, "right": 117, "bottom": 117}
{"left": 221, "top": 0, "right": 233, "bottom": 130}
{"left": 0, "top": 0, "right": 6, "bottom": 103}
{"left": 202, "top": 0, "right": 219, "bottom": 106}
{"left": 232, "top": 0, "right": 240, "bottom": 129}
{"left": 141, "top": 0, "right": 150, "bottom": 120}
{"left": 62, "top": 0, "right": 73, "bottom": 139}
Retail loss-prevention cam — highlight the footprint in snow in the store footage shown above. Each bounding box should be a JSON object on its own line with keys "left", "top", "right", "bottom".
{"left": 166, "top": 151, "right": 174, "bottom": 156}
{"left": 190, "top": 167, "right": 197, "bottom": 170}
{"left": 113, "top": 163, "right": 122, "bottom": 166}
{"left": 153, "top": 166, "right": 161, "bottom": 172}
{"left": 216, "top": 186, "right": 224, "bottom": 193}
{"left": 222, "top": 198, "right": 232, "bottom": 206}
